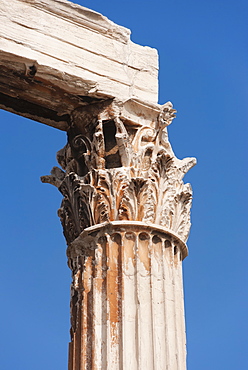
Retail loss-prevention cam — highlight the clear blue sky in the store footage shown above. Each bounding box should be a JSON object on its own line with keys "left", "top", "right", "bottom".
{"left": 0, "top": 0, "right": 247, "bottom": 369}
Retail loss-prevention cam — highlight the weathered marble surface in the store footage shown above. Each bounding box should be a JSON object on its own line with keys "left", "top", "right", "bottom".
{"left": 0, "top": 0, "right": 158, "bottom": 129}
{"left": 42, "top": 99, "right": 196, "bottom": 247}
{"left": 42, "top": 99, "right": 196, "bottom": 370}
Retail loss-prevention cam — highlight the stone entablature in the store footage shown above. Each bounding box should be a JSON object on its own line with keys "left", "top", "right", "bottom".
{"left": 0, "top": 0, "right": 158, "bottom": 130}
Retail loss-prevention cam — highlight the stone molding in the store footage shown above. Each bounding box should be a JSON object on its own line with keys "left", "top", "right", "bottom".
{"left": 69, "top": 221, "right": 188, "bottom": 260}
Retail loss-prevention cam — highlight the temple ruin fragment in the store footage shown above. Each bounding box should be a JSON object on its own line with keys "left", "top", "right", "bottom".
{"left": 0, "top": 0, "right": 196, "bottom": 368}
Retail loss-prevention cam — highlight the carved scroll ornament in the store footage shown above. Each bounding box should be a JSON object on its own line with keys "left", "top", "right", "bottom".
{"left": 41, "top": 99, "right": 196, "bottom": 246}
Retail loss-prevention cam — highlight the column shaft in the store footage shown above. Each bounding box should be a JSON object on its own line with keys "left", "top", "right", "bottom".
{"left": 67, "top": 224, "right": 187, "bottom": 370}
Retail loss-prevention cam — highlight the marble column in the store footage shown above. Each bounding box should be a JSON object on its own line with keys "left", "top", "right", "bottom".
{"left": 42, "top": 98, "right": 196, "bottom": 370}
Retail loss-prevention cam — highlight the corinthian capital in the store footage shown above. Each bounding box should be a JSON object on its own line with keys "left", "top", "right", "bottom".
{"left": 41, "top": 98, "right": 196, "bottom": 247}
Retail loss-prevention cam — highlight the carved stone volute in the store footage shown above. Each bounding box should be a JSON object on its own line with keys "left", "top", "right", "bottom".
{"left": 41, "top": 98, "right": 196, "bottom": 247}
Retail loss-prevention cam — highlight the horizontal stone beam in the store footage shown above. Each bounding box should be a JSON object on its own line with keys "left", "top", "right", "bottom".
{"left": 0, "top": 0, "right": 158, "bottom": 130}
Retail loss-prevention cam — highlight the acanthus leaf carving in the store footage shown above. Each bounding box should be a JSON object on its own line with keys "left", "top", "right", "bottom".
{"left": 57, "top": 173, "right": 95, "bottom": 244}
{"left": 42, "top": 99, "right": 196, "bottom": 245}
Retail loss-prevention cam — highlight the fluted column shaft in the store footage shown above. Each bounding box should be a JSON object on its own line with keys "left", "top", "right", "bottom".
{"left": 67, "top": 223, "right": 187, "bottom": 370}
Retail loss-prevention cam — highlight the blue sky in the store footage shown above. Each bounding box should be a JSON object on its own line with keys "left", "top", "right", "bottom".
{"left": 0, "top": 0, "right": 247, "bottom": 369}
